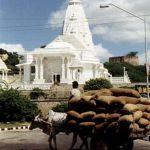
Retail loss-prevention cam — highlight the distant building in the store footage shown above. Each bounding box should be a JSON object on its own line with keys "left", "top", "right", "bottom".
{"left": 109, "top": 55, "right": 139, "bottom": 66}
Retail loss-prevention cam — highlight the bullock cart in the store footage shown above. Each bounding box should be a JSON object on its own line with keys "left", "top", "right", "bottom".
{"left": 66, "top": 88, "right": 150, "bottom": 150}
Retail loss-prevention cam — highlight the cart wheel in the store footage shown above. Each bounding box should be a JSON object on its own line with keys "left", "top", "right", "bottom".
{"left": 108, "top": 139, "right": 133, "bottom": 150}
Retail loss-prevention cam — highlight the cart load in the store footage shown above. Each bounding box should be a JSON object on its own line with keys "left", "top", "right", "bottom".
{"left": 67, "top": 88, "right": 150, "bottom": 142}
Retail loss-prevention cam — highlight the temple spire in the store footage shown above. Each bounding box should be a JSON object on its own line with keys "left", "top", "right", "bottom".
{"left": 63, "top": 0, "right": 94, "bottom": 50}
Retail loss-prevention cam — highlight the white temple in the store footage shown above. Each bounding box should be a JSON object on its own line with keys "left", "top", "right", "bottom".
{"left": 17, "top": 0, "right": 110, "bottom": 85}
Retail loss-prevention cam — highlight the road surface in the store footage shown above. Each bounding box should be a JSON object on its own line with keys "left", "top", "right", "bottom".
{"left": 0, "top": 129, "right": 150, "bottom": 150}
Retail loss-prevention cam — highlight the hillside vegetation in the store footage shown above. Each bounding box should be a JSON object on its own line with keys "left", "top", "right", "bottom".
{"left": 104, "top": 62, "right": 147, "bottom": 83}
{"left": 0, "top": 48, "right": 20, "bottom": 74}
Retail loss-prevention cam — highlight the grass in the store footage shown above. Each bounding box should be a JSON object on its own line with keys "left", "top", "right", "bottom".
{"left": 0, "top": 122, "right": 30, "bottom": 128}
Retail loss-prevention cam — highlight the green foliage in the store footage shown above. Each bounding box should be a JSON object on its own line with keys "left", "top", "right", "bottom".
{"left": 0, "top": 88, "right": 39, "bottom": 122}
{"left": 126, "top": 51, "right": 138, "bottom": 57}
{"left": 29, "top": 87, "right": 46, "bottom": 99}
{"left": 104, "top": 62, "right": 147, "bottom": 83}
{"left": 52, "top": 102, "right": 68, "bottom": 112}
{"left": 83, "top": 78, "right": 113, "bottom": 91}
{"left": 0, "top": 48, "right": 20, "bottom": 74}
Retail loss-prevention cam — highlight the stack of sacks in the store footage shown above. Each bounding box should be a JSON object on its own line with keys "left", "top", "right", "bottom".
{"left": 67, "top": 88, "right": 150, "bottom": 138}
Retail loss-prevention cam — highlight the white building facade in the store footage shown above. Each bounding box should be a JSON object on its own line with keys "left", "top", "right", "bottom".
{"left": 17, "top": 0, "right": 111, "bottom": 85}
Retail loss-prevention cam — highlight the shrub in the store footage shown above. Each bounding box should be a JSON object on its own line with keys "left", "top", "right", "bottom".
{"left": 83, "top": 78, "right": 113, "bottom": 91}
{"left": 52, "top": 102, "right": 68, "bottom": 112}
{"left": 29, "top": 87, "right": 46, "bottom": 99}
{"left": 0, "top": 88, "right": 40, "bottom": 122}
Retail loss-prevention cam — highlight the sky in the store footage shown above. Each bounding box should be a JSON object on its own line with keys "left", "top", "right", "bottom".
{"left": 0, "top": 0, "right": 150, "bottom": 64}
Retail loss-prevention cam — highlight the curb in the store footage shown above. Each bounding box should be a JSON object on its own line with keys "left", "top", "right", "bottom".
{"left": 0, "top": 125, "right": 30, "bottom": 131}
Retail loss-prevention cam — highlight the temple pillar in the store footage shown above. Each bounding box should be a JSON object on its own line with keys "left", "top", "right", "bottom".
{"left": 61, "top": 57, "right": 65, "bottom": 80}
{"left": 35, "top": 57, "right": 39, "bottom": 80}
{"left": 40, "top": 57, "right": 44, "bottom": 80}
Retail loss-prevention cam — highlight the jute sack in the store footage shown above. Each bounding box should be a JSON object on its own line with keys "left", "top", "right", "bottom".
{"left": 106, "top": 113, "right": 120, "bottom": 122}
{"left": 136, "top": 104, "right": 147, "bottom": 111}
{"left": 95, "top": 96, "right": 116, "bottom": 106}
{"left": 140, "top": 98, "right": 150, "bottom": 105}
{"left": 117, "top": 96, "right": 139, "bottom": 104}
{"left": 109, "top": 97, "right": 126, "bottom": 106}
{"left": 92, "top": 113, "right": 106, "bottom": 123}
{"left": 123, "top": 104, "right": 139, "bottom": 113}
{"left": 133, "top": 111, "right": 143, "bottom": 122}
{"left": 79, "top": 122, "right": 96, "bottom": 127}
{"left": 67, "top": 110, "right": 83, "bottom": 121}
{"left": 95, "top": 107, "right": 108, "bottom": 113}
{"left": 107, "top": 122, "right": 118, "bottom": 129}
{"left": 118, "top": 115, "right": 133, "bottom": 123}
{"left": 146, "top": 106, "right": 150, "bottom": 113}
{"left": 83, "top": 89, "right": 112, "bottom": 97}
{"left": 95, "top": 122, "right": 108, "bottom": 131}
{"left": 138, "top": 118, "right": 149, "bottom": 127}
{"left": 146, "top": 124, "right": 150, "bottom": 131}
{"left": 81, "top": 111, "right": 96, "bottom": 121}
{"left": 110, "top": 88, "right": 141, "bottom": 98}
{"left": 68, "top": 119, "right": 77, "bottom": 126}
{"left": 69, "top": 96, "right": 81, "bottom": 104}
{"left": 129, "top": 123, "right": 144, "bottom": 133}
{"left": 143, "top": 112, "right": 150, "bottom": 120}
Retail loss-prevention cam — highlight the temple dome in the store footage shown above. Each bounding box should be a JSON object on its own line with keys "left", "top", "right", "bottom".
{"left": 45, "top": 36, "right": 75, "bottom": 50}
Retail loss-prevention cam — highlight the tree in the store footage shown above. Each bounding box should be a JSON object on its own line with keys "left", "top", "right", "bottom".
{"left": 126, "top": 51, "right": 138, "bottom": 57}
{"left": 104, "top": 62, "right": 147, "bottom": 82}
{"left": 83, "top": 78, "right": 113, "bottom": 91}
{"left": 0, "top": 88, "right": 40, "bottom": 122}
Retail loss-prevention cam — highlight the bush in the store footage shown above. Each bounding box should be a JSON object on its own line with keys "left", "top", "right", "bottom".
{"left": 0, "top": 88, "right": 40, "bottom": 122}
{"left": 29, "top": 87, "right": 46, "bottom": 99}
{"left": 83, "top": 78, "right": 113, "bottom": 91}
{"left": 52, "top": 102, "right": 68, "bottom": 112}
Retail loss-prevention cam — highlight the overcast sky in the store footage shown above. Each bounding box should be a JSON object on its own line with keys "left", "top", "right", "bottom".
{"left": 0, "top": 0, "right": 150, "bottom": 64}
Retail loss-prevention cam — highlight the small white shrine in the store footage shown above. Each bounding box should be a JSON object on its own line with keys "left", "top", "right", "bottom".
{"left": 17, "top": 0, "right": 110, "bottom": 85}
{"left": 0, "top": 57, "right": 9, "bottom": 82}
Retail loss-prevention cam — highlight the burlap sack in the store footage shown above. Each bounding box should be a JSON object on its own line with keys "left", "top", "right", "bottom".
{"left": 106, "top": 113, "right": 120, "bottom": 122}
{"left": 109, "top": 97, "right": 126, "bottom": 106}
{"left": 129, "top": 123, "right": 144, "bottom": 133}
{"left": 92, "top": 113, "right": 106, "bottom": 123}
{"left": 146, "top": 106, "right": 150, "bottom": 113}
{"left": 69, "top": 96, "right": 81, "bottom": 104}
{"left": 95, "top": 122, "right": 107, "bottom": 131}
{"left": 136, "top": 104, "right": 147, "bottom": 111}
{"left": 140, "top": 98, "right": 150, "bottom": 105}
{"left": 138, "top": 118, "right": 149, "bottom": 127}
{"left": 95, "top": 107, "right": 108, "bottom": 113}
{"left": 118, "top": 115, "right": 133, "bottom": 123}
{"left": 68, "top": 119, "right": 77, "bottom": 125}
{"left": 83, "top": 89, "right": 112, "bottom": 97}
{"left": 81, "top": 111, "right": 96, "bottom": 121}
{"left": 118, "top": 96, "right": 139, "bottom": 104}
{"left": 146, "top": 124, "right": 150, "bottom": 131}
{"left": 143, "top": 112, "right": 150, "bottom": 120}
{"left": 67, "top": 110, "right": 83, "bottom": 120}
{"left": 81, "top": 96, "right": 93, "bottom": 102}
{"left": 133, "top": 111, "right": 143, "bottom": 122}
{"left": 123, "top": 104, "right": 139, "bottom": 113}
{"left": 95, "top": 96, "right": 116, "bottom": 106}
{"left": 107, "top": 122, "right": 118, "bottom": 129}
{"left": 79, "top": 122, "right": 96, "bottom": 127}
{"left": 110, "top": 88, "right": 141, "bottom": 98}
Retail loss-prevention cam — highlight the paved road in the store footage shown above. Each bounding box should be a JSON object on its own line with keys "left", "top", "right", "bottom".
{"left": 0, "top": 129, "right": 150, "bottom": 150}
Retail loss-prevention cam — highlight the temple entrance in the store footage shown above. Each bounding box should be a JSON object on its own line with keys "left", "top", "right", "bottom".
{"left": 53, "top": 74, "right": 60, "bottom": 84}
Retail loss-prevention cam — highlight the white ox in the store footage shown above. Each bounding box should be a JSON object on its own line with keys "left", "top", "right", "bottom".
{"left": 29, "top": 110, "right": 89, "bottom": 150}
